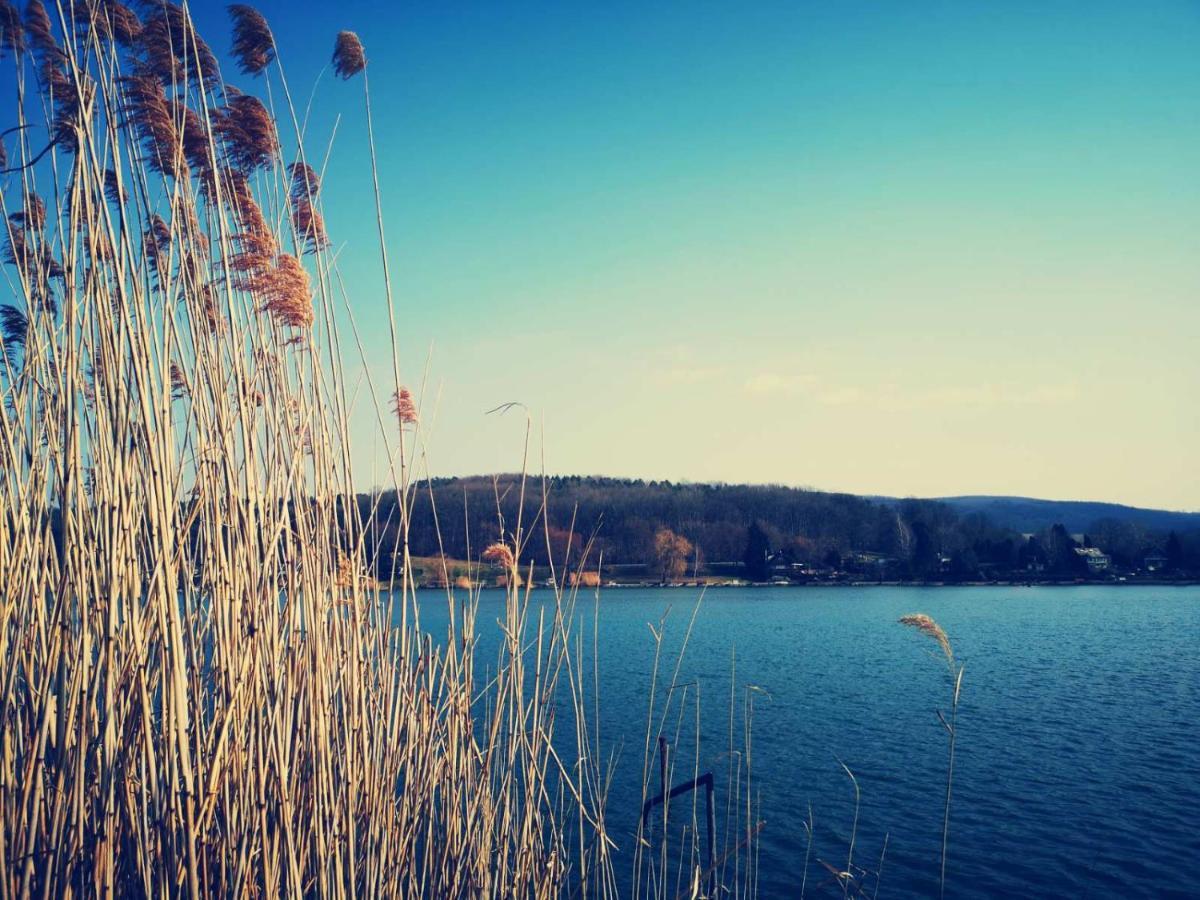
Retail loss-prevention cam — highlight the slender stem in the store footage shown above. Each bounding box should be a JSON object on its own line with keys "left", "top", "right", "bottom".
{"left": 941, "top": 665, "right": 964, "bottom": 900}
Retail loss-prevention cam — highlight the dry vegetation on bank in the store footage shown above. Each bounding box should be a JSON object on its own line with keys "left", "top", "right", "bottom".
{"left": 0, "top": 3, "right": 641, "bottom": 895}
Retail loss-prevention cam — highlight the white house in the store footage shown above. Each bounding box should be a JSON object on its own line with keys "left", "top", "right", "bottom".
{"left": 1074, "top": 546, "right": 1111, "bottom": 573}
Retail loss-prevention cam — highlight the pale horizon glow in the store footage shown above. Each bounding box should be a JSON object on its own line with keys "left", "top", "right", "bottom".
{"left": 203, "top": 1, "right": 1200, "bottom": 511}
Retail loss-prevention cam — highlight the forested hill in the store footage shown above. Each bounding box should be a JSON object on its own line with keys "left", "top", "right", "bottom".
{"left": 360, "top": 475, "right": 1200, "bottom": 579}
{"left": 928, "top": 496, "right": 1200, "bottom": 534}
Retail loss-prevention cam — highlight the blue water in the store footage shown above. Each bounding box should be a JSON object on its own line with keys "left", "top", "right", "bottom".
{"left": 408, "top": 585, "right": 1200, "bottom": 898}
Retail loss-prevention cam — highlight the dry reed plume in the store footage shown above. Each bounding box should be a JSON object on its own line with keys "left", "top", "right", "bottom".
{"left": 229, "top": 4, "right": 275, "bottom": 76}
{"left": 391, "top": 386, "right": 418, "bottom": 425}
{"left": 482, "top": 541, "right": 516, "bottom": 570}
{"left": 332, "top": 30, "right": 366, "bottom": 79}
{"left": 899, "top": 612, "right": 954, "bottom": 669}
{"left": 0, "top": 3, "right": 617, "bottom": 897}
{"left": 899, "top": 613, "right": 964, "bottom": 899}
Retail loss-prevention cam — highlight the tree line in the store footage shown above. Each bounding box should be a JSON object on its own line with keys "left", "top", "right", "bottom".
{"left": 357, "top": 475, "right": 1200, "bottom": 582}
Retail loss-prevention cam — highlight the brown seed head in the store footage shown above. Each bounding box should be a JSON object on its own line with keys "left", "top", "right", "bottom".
{"left": 229, "top": 4, "right": 275, "bottom": 75}
{"left": 143, "top": 214, "right": 172, "bottom": 276}
{"left": 209, "top": 167, "right": 273, "bottom": 251}
{"left": 69, "top": 2, "right": 109, "bottom": 40}
{"left": 105, "top": 3, "right": 141, "bottom": 48}
{"left": 288, "top": 162, "right": 320, "bottom": 202}
{"left": 0, "top": 304, "right": 28, "bottom": 350}
{"left": 332, "top": 30, "right": 364, "bottom": 79}
{"left": 171, "top": 100, "right": 213, "bottom": 176}
{"left": 335, "top": 551, "right": 355, "bottom": 588}
{"left": 172, "top": 204, "right": 208, "bottom": 259}
{"left": 899, "top": 613, "right": 955, "bottom": 668}
{"left": 483, "top": 542, "right": 516, "bottom": 570}
{"left": 41, "top": 58, "right": 83, "bottom": 150}
{"left": 197, "top": 283, "right": 224, "bottom": 335}
{"left": 213, "top": 93, "right": 278, "bottom": 175}
{"left": 291, "top": 198, "right": 328, "bottom": 254}
{"left": 103, "top": 169, "right": 126, "bottom": 206}
{"left": 257, "top": 253, "right": 313, "bottom": 328}
{"left": 235, "top": 212, "right": 276, "bottom": 257}
{"left": 0, "top": 1, "right": 24, "bottom": 55}
{"left": 391, "top": 387, "right": 418, "bottom": 426}
{"left": 227, "top": 232, "right": 274, "bottom": 294}
{"left": 23, "top": 1, "right": 55, "bottom": 57}
{"left": 169, "top": 362, "right": 188, "bottom": 398}
{"left": 3, "top": 224, "right": 62, "bottom": 284}
{"left": 11, "top": 194, "right": 47, "bottom": 231}
{"left": 122, "top": 73, "right": 183, "bottom": 178}
{"left": 2, "top": 224, "right": 27, "bottom": 267}
{"left": 83, "top": 219, "right": 114, "bottom": 263}
{"left": 138, "top": 5, "right": 218, "bottom": 87}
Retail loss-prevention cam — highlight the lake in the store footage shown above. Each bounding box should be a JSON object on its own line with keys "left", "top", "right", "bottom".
{"left": 407, "top": 585, "right": 1200, "bottom": 898}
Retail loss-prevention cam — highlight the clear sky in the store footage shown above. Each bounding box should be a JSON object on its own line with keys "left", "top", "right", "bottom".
{"left": 194, "top": 1, "right": 1200, "bottom": 510}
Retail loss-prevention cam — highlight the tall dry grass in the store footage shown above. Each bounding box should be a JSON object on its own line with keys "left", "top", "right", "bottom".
{"left": 0, "top": 2, "right": 620, "bottom": 896}
{"left": 900, "top": 613, "right": 964, "bottom": 900}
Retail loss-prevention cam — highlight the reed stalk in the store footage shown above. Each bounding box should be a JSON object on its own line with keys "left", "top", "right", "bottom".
{"left": 0, "top": 3, "right": 615, "bottom": 896}
{"left": 899, "top": 613, "right": 964, "bottom": 900}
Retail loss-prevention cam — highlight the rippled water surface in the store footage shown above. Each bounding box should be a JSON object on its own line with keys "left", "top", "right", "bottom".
{"left": 411, "top": 585, "right": 1200, "bottom": 898}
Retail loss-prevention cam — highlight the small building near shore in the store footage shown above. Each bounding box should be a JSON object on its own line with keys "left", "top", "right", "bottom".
{"left": 1143, "top": 554, "right": 1168, "bottom": 573}
{"left": 1074, "top": 546, "right": 1111, "bottom": 573}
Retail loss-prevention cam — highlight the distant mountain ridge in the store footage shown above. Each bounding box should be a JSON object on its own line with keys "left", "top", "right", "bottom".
{"left": 420, "top": 476, "right": 1198, "bottom": 536}
{"left": 919, "top": 495, "right": 1200, "bottom": 535}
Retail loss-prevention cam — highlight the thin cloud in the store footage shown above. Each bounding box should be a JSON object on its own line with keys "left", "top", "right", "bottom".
{"left": 744, "top": 373, "right": 818, "bottom": 395}
{"left": 659, "top": 365, "right": 725, "bottom": 385}
{"left": 816, "top": 386, "right": 865, "bottom": 406}
{"left": 742, "top": 372, "right": 1079, "bottom": 410}
{"left": 897, "top": 383, "right": 1080, "bottom": 410}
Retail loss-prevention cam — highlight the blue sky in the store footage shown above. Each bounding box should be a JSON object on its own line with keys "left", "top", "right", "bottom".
{"left": 194, "top": 1, "right": 1200, "bottom": 508}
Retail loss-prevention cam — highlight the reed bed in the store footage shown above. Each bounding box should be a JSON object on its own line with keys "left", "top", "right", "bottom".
{"left": 0, "top": 2, "right": 620, "bottom": 896}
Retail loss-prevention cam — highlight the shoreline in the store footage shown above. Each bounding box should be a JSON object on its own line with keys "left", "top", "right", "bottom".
{"left": 408, "top": 578, "right": 1200, "bottom": 590}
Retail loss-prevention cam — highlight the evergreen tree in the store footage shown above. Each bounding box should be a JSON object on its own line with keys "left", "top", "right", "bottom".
{"left": 910, "top": 521, "right": 939, "bottom": 579}
{"left": 1165, "top": 531, "right": 1184, "bottom": 570}
{"left": 743, "top": 522, "right": 771, "bottom": 582}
